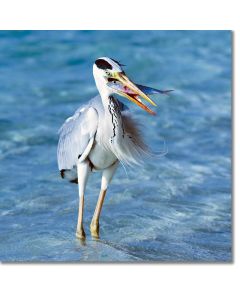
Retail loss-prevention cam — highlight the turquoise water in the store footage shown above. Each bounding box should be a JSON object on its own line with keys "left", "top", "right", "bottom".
{"left": 0, "top": 31, "right": 232, "bottom": 262}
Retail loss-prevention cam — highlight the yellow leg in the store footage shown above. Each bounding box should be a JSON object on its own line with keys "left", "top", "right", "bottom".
{"left": 76, "top": 161, "right": 90, "bottom": 240}
{"left": 76, "top": 195, "right": 86, "bottom": 239}
{"left": 90, "top": 189, "right": 107, "bottom": 238}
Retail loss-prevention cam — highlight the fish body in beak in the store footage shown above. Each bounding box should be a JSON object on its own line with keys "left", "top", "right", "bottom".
{"left": 107, "top": 72, "right": 173, "bottom": 115}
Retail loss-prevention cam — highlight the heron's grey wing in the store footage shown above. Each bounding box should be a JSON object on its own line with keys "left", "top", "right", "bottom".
{"left": 57, "top": 106, "right": 98, "bottom": 172}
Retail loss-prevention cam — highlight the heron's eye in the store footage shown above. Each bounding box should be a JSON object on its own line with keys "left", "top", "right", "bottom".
{"left": 107, "top": 78, "right": 119, "bottom": 83}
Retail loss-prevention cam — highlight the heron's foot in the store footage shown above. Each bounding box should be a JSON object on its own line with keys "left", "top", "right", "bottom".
{"left": 90, "top": 222, "right": 100, "bottom": 239}
{"left": 76, "top": 227, "right": 86, "bottom": 240}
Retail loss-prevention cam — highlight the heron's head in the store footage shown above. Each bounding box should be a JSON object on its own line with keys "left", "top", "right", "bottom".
{"left": 93, "top": 57, "right": 157, "bottom": 115}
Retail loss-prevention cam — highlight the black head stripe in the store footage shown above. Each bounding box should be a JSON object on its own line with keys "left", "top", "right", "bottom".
{"left": 95, "top": 59, "right": 112, "bottom": 70}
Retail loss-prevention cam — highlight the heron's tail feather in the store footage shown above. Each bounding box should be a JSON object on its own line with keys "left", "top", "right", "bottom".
{"left": 60, "top": 167, "right": 78, "bottom": 184}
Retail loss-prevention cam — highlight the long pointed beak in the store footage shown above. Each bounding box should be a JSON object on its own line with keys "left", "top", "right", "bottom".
{"left": 113, "top": 72, "right": 157, "bottom": 115}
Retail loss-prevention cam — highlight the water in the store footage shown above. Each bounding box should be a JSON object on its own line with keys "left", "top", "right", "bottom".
{"left": 0, "top": 31, "right": 232, "bottom": 262}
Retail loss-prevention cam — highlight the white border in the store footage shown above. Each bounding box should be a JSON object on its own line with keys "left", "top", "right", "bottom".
{"left": 0, "top": 0, "right": 239, "bottom": 29}
{"left": 0, "top": 1, "right": 239, "bottom": 300}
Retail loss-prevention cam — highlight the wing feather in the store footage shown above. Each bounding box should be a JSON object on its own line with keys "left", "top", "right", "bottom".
{"left": 57, "top": 106, "right": 98, "bottom": 171}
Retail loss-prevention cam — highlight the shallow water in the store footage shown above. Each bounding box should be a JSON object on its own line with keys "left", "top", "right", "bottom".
{"left": 0, "top": 31, "right": 232, "bottom": 262}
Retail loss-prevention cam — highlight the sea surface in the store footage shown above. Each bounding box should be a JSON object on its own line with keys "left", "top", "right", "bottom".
{"left": 0, "top": 31, "right": 232, "bottom": 262}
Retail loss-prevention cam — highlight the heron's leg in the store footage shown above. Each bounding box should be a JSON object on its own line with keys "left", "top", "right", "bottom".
{"left": 76, "top": 160, "right": 90, "bottom": 240}
{"left": 90, "top": 161, "right": 119, "bottom": 238}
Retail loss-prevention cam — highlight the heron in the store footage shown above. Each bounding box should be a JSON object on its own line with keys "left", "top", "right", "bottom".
{"left": 57, "top": 57, "right": 172, "bottom": 239}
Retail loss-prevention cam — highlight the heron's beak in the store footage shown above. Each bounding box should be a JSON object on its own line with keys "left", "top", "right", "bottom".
{"left": 111, "top": 72, "right": 157, "bottom": 115}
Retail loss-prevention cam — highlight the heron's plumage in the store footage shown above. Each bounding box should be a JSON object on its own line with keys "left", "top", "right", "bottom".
{"left": 57, "top": 95, "right": 149, "bottom": 182}
{"left": 57, "top": 99, "right": 98, "bottom": 172}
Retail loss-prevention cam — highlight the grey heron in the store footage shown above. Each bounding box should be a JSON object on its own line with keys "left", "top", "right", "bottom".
{"left": 57, "top": 57, "right": 172, "bottom": 239}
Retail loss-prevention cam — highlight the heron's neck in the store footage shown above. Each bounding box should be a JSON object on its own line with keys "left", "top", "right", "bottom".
{"left": 101, "top": 94, "right": 125, "bottom": 143}
{"left": 95, "top": 82, "right": 119, "bottom": 116}
{"left": 94, "top": 78, "right": 124, "bottom": 141}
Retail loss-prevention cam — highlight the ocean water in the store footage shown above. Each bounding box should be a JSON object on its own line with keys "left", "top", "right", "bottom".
{"left": 0, "top": 31, "right": 232, "bottom": 262}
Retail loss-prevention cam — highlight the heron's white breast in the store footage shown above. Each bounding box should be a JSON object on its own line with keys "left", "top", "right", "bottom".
{"left": 88, "top": 141, "right": 117, "bottom": 170}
